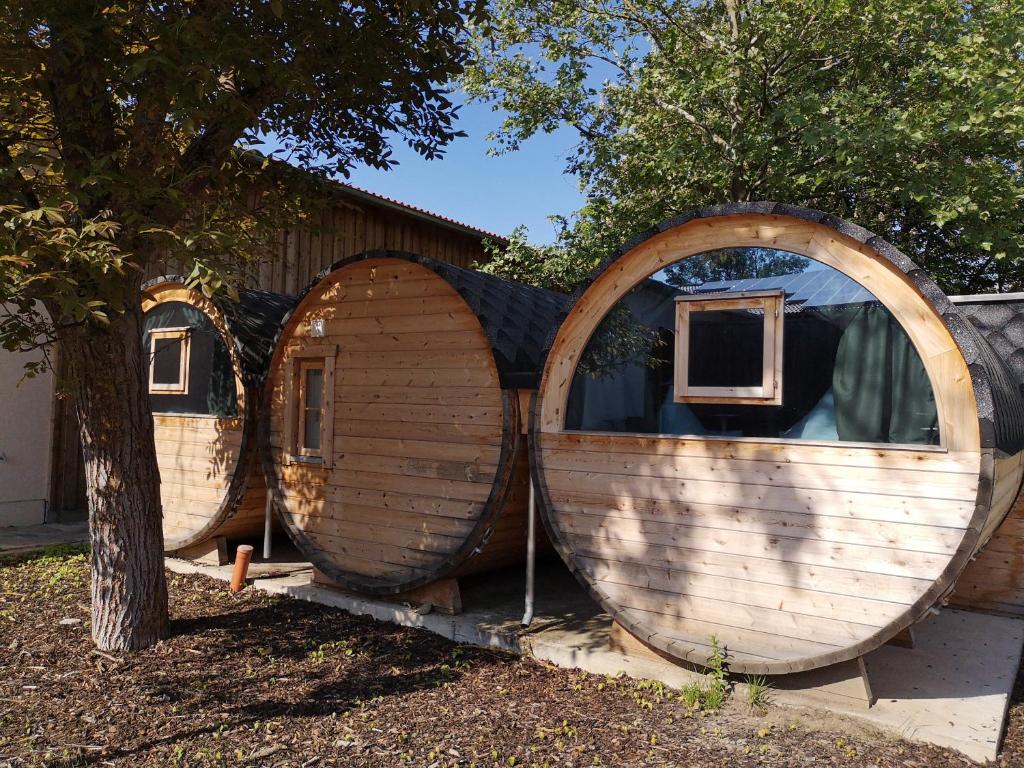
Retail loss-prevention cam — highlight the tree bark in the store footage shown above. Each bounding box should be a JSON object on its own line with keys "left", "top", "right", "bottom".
{"left": 56, "top": 273, "right": 169, "bottom": 651}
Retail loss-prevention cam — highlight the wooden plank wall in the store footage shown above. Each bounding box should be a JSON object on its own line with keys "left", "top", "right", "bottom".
{"left": 249, "top": 199, "right": 492, "bottom": 295}
{"left": 48, "top": 392, "right": 86, "bottom": 518}
{"left": 153, "top": 414, "right": 244, "bottom": 545}
{"left": 267, "top": 258, "right": 509, "bottom": 586}
{"left": 538, "top": 432, "right": 982, "bottom": 668}
{"left": 53, "top": 192, "right": 495, "bottom": 516}
{"left": 951, "top": 454, "right": 1024, "bottom": 615}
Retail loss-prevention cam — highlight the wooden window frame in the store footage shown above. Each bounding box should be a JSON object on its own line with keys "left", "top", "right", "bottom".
{"left": 296, "top": 360, "right": 325, "bottom": 459}
{"left": 674, "top": 289, "right": 784, "bottom": 406}
{"left": 283, "top": 344, "right": 337, "bottom": 467}
{"left": 148, "top": 327, "right": 191, "bottom": 395}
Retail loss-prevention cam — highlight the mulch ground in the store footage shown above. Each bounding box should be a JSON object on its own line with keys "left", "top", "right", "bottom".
{"left": 1, "top": 547, "right": 1021, "bottom": 767}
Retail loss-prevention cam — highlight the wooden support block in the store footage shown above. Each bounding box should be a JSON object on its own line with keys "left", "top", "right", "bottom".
{"left": 175, "top": 536, "right": 228, "bottom": 566}
{"left": 608, "top": 621, "right": 705, "bottom": 673}
{"left": 610, "top": 621, "right": 680, "bottom": 664}
{"left": 313, "top": 568, "right": 463, "bottom": 615}
{"left": 771, "top": 656, "right": 876, "bottom": 710}
{"left": 886, "top": 626, "right": 916, "bottom": 649}
{"left": 400, "top": 579, "right": 462, "bottom": 615}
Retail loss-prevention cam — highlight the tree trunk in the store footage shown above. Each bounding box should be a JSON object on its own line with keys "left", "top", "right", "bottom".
{"left": 57, "top": 274, "right": 168, "bottom": 651}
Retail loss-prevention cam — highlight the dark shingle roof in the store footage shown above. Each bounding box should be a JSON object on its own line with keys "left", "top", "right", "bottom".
{"left": 300, "top": 251, "right": 569, "bottom": 389}
{"left": 219, "top": 288, "right": 299, "bottom": 386}
{"left": 953, "top": 297, "right": 1024, "bottom": 389}
{"left": 142, "top": 276, "right": 297, "bottom": 388}
{"left": 951, "top": 296, "right": 1024, "bottom": 454}
{"left": 562, "top": 202, "right": 1024, "bottom": 456}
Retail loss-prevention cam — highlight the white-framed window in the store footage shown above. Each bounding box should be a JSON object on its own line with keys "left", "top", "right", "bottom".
{"left": 148, "top": 328, "right": 191, "bottom": 395}
{"left": 284, "top": 345, "right": 336, "bottom": 466}
{"left": 674, "top": 290, "right": 784, "bottom": 405}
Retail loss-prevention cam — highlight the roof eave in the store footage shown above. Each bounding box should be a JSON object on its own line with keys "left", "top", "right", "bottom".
{"left": 330, "top": 181, "right": 510, "bottom": 245}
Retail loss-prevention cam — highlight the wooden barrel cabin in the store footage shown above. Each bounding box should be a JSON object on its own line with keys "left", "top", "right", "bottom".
{"left": 262, "top": 251, "right": 566, "bottom": 600}
{"left": 530, "top": 204, "right": 1024, "bottom": 675}
{"left": 949, "top": 292, "right": 1024, "bottom": 615}
{"left": 142, "top": 277, "right": 296, "bottom": 554}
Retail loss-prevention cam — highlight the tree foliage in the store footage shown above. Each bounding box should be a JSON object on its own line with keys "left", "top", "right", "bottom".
{"left": 1, "top": 0, "right": 483, "bottom": 351}
{"left": 0, "top": 0, "right": 482, "bottom": 651}
{"left": 478, "top": 225, "right": 593, "bottom": 293}
{"left": 466, "top": 0, "right": 1024, "bottom": 293}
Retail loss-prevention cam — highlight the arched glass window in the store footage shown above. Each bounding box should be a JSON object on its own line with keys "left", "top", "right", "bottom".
{"left": 142, "top": 301, "right": 239, "bottom": 418}
{"left": 565, "top": 248, "right": 939, "bottom": 445}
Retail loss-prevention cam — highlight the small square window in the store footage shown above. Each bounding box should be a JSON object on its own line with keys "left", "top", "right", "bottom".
{"left": 674, "top": 290, "right": 784, "bottom": 405}
{"left": 148, "top": 328, "right": 190, "bottom": 395}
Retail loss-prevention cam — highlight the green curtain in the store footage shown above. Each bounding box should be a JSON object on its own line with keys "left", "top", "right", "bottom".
{"left": 831, "top": 304, "right": 937, "bottom": 444}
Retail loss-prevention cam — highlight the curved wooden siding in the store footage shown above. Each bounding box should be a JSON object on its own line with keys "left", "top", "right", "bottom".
{"left": 951, "top": 453, "right": 1024, "bottom": 614}
{"left": 143, "top": 282, "right": 266, "bottom": 552}
{"left": 532, "top": 211, "right": 1024, "bottom": 674}
{"left": 264, "top": 257, "right": 527, "bottom": 594}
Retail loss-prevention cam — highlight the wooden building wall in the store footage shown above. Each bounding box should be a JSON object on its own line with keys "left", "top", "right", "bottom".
{"left": 50, "top": 189, "right": 496, "bottom": 517}
{"left": 248, "top": 199, "right": 493, "bottom": 295}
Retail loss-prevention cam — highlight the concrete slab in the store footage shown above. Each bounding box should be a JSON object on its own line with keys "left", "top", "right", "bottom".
{"left": 0, "top": 521, "right": 88, "bottom": 556}
{"left": 823, "top": 609, "right": 1024, "bottom": 763}
{"left": 164, "top": 554, "right": 1023, "bottom": 763}
{"left": 167, "top": 540, "right": 312, "bottom": 580}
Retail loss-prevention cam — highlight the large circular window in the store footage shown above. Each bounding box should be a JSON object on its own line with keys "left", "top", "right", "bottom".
{"left": 565, "top": 248, "right": 939, "bottom": 445}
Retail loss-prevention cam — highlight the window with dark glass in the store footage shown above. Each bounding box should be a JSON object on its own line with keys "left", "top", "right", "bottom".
{"left": 142, "top": 302, "right": 238, "bottom": 417}
{"left": 149, "top": 329, "right": 190, "bottom": 393}
{"left": 298, "top": 362, "right": 324, "bottom": 457}
{"left": 565, "top": 248, "right": 939, "bottom": 445}
{"left": 675, "top": 290, "right": 783, "bottom": 404}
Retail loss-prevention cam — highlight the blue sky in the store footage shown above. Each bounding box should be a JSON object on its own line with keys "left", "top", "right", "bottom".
{"left": 268, "top": 97, "right": 585, "bottom": 244}
{"left": 346, "top": 99, "right": 584, "bottom": 243}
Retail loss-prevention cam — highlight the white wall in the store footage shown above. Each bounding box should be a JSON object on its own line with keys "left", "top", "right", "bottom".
{"left": 0, "top": 341, "right": 55, "bottom": 527}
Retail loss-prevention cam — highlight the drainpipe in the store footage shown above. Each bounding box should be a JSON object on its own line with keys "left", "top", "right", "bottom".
{"left": 521, "top": 478, "right": 536, "bottom": 627}
{"left": 263, "top": 493, "right": 273, "bottom": 560}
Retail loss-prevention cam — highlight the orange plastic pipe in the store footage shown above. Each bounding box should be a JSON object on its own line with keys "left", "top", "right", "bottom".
{"left": 230, "top": 544, "right": 254, "bottom": 592}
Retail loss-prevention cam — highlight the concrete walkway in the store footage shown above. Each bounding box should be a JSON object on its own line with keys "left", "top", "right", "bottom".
{"left": 167, "top": 552, "right": 1024, "bottom": 764}
{"left": 0, "top": 521, "right": 88, "bottom": 556}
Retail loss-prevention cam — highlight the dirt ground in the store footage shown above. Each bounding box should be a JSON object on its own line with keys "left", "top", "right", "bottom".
{"left": 1, "top": 546, "right": 1020, "bottom": 767}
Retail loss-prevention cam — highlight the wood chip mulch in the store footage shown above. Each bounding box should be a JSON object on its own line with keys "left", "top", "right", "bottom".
{"left": 1, "top": 546, "right": 1021, "bottom": 767}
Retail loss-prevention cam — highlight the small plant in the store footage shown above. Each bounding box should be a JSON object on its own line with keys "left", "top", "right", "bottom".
{"left": 705, "top": 636, "right": 728, "bottom": 689}
{"left": 306, "top": 639, "right": 357, "bottom": 663}
{"left": 745, "top": 674, "right": 773, "bottom": 712}
{"left": 634, "top": 678, "right": 665, "bottom": 698}
{"left": 699, "top": 636, "right": 729, "bottom": 711}
{"left": 700, "top": 680, "right": 726, "bottom": 711}
{"left": 679, "top": 682, "right": 703, "bottom": 710}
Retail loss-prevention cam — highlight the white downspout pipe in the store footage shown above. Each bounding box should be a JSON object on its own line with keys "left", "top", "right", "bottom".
{"left": 263, "top": 492, "right": 273, "bottom": 560}
{"left": 521, "top": 478, "right": 536, "bottom": 627}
